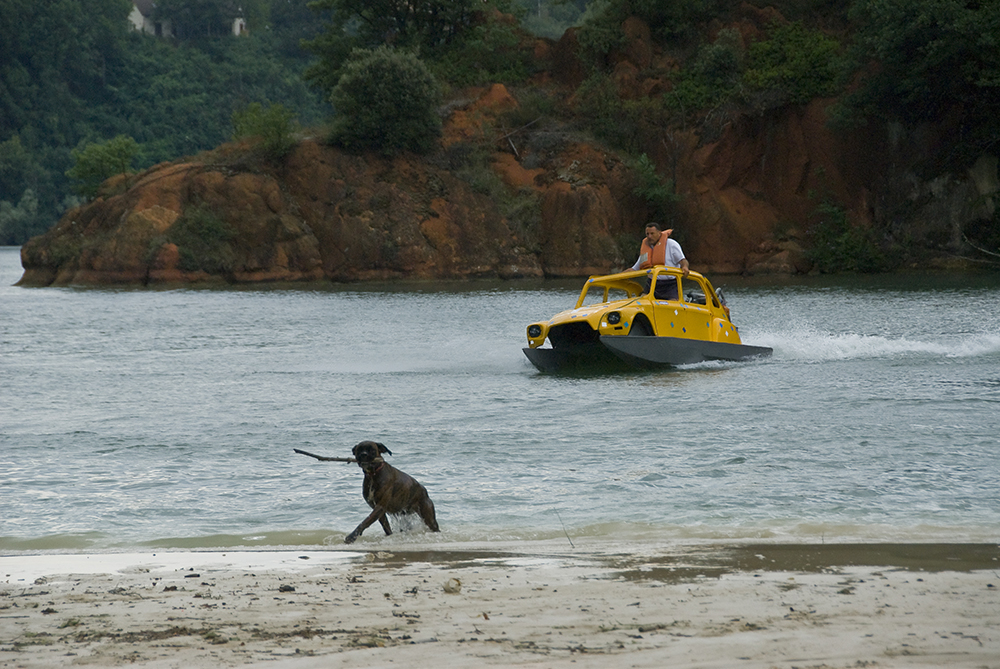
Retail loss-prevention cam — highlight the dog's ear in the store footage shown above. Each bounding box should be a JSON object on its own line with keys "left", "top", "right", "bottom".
{"left": 376, "top": 442, "right": 392, "bottom": 456}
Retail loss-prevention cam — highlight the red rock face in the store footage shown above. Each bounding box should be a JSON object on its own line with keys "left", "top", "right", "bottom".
{"left": 18, "top": 82, "right": 651, "bottom": 286}
{"left": 16, "top": 75, "right": 894, "bottom": 286}
{"left": 18, "top": 9, "right": 992, "bottom": 286}
{"left": 18, "top": 136, "right": 551, "bottom": 286}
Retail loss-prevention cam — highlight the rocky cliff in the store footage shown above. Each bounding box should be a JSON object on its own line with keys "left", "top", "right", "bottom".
{"left": 18, "top": 9, "right": 998, "bottom": 286}
{"left": 19, "top": 83, "right": 655, "bottom": 286}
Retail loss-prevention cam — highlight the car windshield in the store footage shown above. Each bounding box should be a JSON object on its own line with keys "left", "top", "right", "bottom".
{"left": 580, "top": 284, "right": 633, "bottom": 306}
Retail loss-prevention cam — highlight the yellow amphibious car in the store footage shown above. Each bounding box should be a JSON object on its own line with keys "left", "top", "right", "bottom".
{"left": 523, "top": 266, "right": 771, "bottom": 371}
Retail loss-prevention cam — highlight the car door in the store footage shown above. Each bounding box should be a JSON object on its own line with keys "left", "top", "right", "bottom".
{"left": 652, "top": 275, "right": 712, "bottom": 339}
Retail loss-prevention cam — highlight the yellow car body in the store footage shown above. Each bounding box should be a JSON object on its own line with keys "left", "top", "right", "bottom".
{"left": 523, "top": 267, "right": 770, "bottom": 371}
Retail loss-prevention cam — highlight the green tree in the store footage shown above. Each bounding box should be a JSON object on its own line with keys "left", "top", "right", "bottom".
{"left": 231, "top": 102, "right": 299, "bottom": 158}
{"left": 0, "top": 0, "right": 329, "bottom": 244}
{"left": 577, "top": 0, "right": 724, "bottom": 60}
{"left": 329, "top": 47, "right": 441, "bottom": 155}
{"left": 743, "top": 21, "right": 842, "bottom": 106}
{"left": 630, "top": 154, "right": 679, "bottom": 221}
{"left": 807, "top": 201, "right": 890, "bottom": 273}
{"left": 0, "top": 189, "right": 41, "bottom": 245}
{"left": 302, "top": 0, "right": 489, "bottom": 92}
{"left": 661, "top": 28, "right": 743, "bottom": 120}
{"left": 431, "top": 12, "right": 534, "bottom": 86}
{"left": 66, "top": 135, "right": 141, "bottom": 198}
{"left": 844, "top": 0, "right": 1000, "bottom": 162}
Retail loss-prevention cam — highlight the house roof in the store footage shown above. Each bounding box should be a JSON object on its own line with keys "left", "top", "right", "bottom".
{"left": 133, "top": 0, "right": 156, "bottom": 17}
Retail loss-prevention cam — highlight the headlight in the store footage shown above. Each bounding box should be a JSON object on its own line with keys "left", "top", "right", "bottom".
{"left": 527, "top": 324, "right": 542, "bottom": 338}
{"left": 607, "top": 311, "right": 621, "bottom": 325}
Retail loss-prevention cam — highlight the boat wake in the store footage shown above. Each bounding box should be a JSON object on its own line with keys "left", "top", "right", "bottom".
{"left": 751, "top": 328, "right": 1000, "bottom": 362}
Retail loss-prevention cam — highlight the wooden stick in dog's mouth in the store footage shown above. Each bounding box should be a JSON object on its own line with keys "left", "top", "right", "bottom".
{"left": 294, "top": 448, "right": 357, "bottom": 463}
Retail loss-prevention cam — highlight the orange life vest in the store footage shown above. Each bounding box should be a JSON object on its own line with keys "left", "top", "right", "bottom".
{"left": 637, "top": 229, "right": 674, "bottom": 269}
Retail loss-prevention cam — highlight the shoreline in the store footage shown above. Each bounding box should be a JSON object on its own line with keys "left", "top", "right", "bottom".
{"left": 3, "top": 543, "right": 998, "bottom": 668}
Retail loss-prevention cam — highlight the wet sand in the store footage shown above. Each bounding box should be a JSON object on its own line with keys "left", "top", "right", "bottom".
{"left": 2, "top": 542, "right": 998, "bottom": 668}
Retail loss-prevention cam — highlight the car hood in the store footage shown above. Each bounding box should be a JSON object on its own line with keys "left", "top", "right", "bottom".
{"left": 543, "top": 297, "right": 640, "bottom": 325}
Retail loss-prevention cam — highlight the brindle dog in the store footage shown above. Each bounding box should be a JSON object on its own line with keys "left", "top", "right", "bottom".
{"left": 345, "top": 441, "right": 439, "bottom": 544}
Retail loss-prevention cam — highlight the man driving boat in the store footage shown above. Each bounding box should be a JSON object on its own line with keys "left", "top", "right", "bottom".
{"left": 631, "top": 222, "right": 689, "bottom": 300}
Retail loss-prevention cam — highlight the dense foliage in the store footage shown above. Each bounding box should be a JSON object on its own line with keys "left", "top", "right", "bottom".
{"left": 66, "top": 135, "right": 141, "bottom": 199}
{"left": 744, "top": 21, "right": 842, "bottom": 105}
{"left": 575, "top": 19, "right": 843, "bottom": 152}
{"left": 807, "top": 202, "right": 891, "bottom": 273}
{"left": 0, "top": 0, "right": 326, "bottom": 245}
{"left": 576, "top": 0, "right": 723, "bottom": 58}
{"left": 328, "top": 48, "right": 442, "bottom": 155}
{"left": 1, "top": 0, "right": 575, "bottom": 245}
{"left": 231, "top": 103, "right": 299, "bottom": 159}
{"left": 568, "top": 0, "right": 999, "bottom": 267}
{"left": 154, "top": 0, "right": 248, "bottom": 37}
{"left": 302, "top": 0, "right": 482, "bottom": 93}
{"left": 842, "top": 0, "right": 1000, "bottom": 168}
{"left": 302, "top": 0, "right": 541, "bottom": 93}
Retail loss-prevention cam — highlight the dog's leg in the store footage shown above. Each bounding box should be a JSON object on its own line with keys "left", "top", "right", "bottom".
{"left": 377, "top": 514, "right": 392, "bottom": 535}
{"left": 418, "top": 498, "right": 439, "bottom": 532}
{"left": 345, "top": 506, "right": 388, "bottom": 544}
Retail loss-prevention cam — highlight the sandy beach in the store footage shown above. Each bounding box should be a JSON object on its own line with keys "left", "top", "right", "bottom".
{"left": 2, "top": 542, "right": 998, "bottom": 668}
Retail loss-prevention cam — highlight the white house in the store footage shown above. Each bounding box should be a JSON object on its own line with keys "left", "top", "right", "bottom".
{"left": 128, "top": 0, "right": 172, "bottom": 37}
{"left": 129, "top": 1, "right": 246, "bottom": 37}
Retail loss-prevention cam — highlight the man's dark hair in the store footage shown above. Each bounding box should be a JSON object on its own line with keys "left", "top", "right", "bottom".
{"left": 645, "top": 222, "right": 666, "bottom": 230}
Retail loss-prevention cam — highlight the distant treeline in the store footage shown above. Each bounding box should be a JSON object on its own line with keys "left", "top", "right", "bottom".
{"left": 0, "top": 0, "right": 326, "bottom": 244}
{"left": 0, "top": 0, "right": 584, "bottom": 245}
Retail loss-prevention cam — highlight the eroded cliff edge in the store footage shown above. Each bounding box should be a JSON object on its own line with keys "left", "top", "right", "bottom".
{"left": 14, "top": 84, "right": 862, "bottom": 286}
{"left": 18, "top": 10, "right": 1000, "bottom": 286}
{"left": 18, "top": 83, "right": 654, "bottom": 286}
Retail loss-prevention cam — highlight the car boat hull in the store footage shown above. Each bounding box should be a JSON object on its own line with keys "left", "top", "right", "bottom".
{"left": 521, "top": 343, "right": 627, "bottom": 373}
{"left": 523, "top": 336, "right": 771, "bottom": 372}
{"left": 600, "top": 335, "right": 771, "bottom": 368}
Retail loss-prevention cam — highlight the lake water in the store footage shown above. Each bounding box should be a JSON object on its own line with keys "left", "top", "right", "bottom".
{"left": 2, "top": 246, "right": 999, "bottom": 553}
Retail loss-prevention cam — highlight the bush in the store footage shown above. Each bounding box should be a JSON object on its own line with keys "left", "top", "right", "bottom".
{"left": 329, "top": 47, "right": 442, "bottom": 155}
{"left": 450, "top": 141, "right": 542, "bottom": 251}
{"left": 158, "top": 204, "right": 237, "bottom": 275}
{"left": 743, "top": 21, "right": 842, "bottom": 105}
{"left": 0, "top": 189, "right": 42, "bottom": 245}
{"left": 663, "top": 30, "right": 744, "bottom": 119}
{"left": 65, "top": 135, "right": 141, "bottom": 199}
{"left": 431, "top": 14, "right": 533, "bottom": 86}
{"left": 807, "top": 202, "right": 889, "bottom": 273}
{"left": 630, "top": 154, "right": 679, "bottom": 221}
{"left": 577, "top": 0, "right": 722, "bottom": 60}
{"left": 660, "top": 23, "right": 841, "bottom": 119}
{"left": 574, "top": 73, "right": 659, "bottom": 153}
{"left": 231, "top": 103, "right": 298, "bottom": 159}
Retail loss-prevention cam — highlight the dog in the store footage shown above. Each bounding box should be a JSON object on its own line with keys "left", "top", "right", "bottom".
{"left": 344, "top": 441, "right": 439, "bottom": 544}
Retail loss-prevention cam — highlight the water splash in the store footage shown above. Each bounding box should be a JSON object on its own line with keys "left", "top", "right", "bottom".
{"left": 753, "top": 328, "right": 1000, "bottom": 362}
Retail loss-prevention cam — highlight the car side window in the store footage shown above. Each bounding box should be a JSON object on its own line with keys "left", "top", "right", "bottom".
{"left": 681, "top": 279, "right": 708, "bottom": 306}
